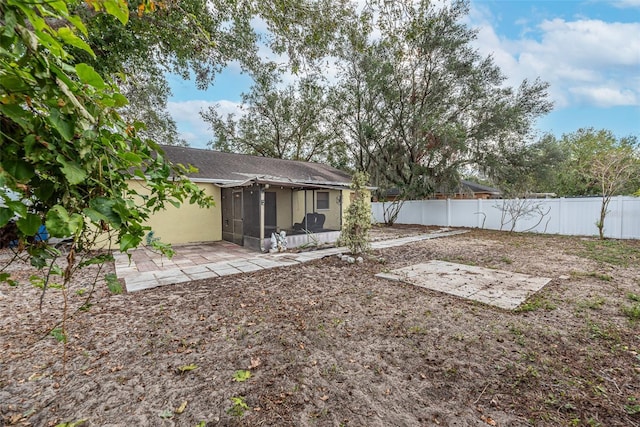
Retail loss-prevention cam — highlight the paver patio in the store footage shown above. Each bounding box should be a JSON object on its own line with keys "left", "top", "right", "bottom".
{"left": 115, "top": 230, "right": 468, "bottom": 292}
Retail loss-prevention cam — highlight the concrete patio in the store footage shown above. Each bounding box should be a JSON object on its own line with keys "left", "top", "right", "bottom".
{"left": 376, "top": 260, "right": 552, "bottom": 310}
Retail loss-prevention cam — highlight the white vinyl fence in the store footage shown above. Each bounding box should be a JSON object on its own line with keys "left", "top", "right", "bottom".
{"left": 371, "top": 196, "right": 640, "bottom": 240}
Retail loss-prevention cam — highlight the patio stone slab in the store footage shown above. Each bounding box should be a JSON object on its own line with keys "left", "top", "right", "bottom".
{"left": 181, "top": 265, "right": 212, "bottom": 275}
{"left": 212, "top": 267, "right": 242, "bottom": 276}
{"left": 375, "top": 260, "right": 552, "bottom": 310}
{"left": 186, "top": 271, "right": 219, "bottom": 280}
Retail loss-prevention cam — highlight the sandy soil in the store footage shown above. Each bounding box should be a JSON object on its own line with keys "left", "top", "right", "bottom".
{"left": 1, "top": 226, "right": 639, "bottom": 426}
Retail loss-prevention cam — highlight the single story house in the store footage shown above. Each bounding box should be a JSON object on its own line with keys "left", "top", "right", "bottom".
{"left": 137, "top": 146, "right": 360, "bottom": 251}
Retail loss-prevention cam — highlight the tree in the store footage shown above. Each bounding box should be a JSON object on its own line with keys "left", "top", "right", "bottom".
{"left": 554, "top": 128, "right": 640, "bottom": 197}
{"left": 0, "top": 0, "right": 211, "bottom": 296}
{"left": 72, "top": 0, "right": 355, "bottom": 145}
{"left": 481, "top": 133, "right": 566, "bottom": 197}
{"left": 339, "top": 172, "right": 372, "bottom": 255}
{"left": 591, "top": 144, "right": 639, "bottom": 239}
{"left": 329, "top": 0, "right": 552, "bottom": 199}
{"left": 203, "top": 71, "right": 341, "bottom": 164}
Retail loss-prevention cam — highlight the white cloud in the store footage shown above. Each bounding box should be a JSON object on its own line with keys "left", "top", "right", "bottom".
{"left": 613, "top": 0, "right": 640, "bottom": 8}
{"left": 469, "top": 6, "right": 640, "bottom": 110}
{"left": 167, "top": 100, "right": 242, "bottom": 148}
{"left": 569, "top": 85, "right": 638, "bottom": 107}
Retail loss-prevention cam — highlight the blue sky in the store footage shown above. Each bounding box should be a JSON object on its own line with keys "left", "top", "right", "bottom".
{"left": 167, "top": 0, "right": 640, "bottom": 149}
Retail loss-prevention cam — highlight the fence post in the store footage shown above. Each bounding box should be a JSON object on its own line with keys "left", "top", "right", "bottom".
{"left": 558, "top": 197, "right": 564, "bottom": 235}
{"left": 477, "top": 198, "right": 482, "bottom": 228}
{"left": 446, "top": 198, "right": 451, "bottom": 227}
{"left": 618, "top": 195, "right": 624, "bottom": 239}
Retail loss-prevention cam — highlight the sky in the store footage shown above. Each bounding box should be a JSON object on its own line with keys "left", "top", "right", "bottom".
{"left": 166, "top": 0, "right": 640, "bottom": 149}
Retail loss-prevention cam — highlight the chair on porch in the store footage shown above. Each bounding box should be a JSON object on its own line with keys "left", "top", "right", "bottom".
{"left": 293, "top": 213, "right": 325, "bottom": 232}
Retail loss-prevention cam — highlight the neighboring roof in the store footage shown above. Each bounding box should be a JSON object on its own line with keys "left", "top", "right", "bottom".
{"left": 381, "top": 180, "right": 502, "bottom": 199}
{"left": 160, "top": 145, "right": 353, "bottom": 188}
{"left": 458, "top": 180, "right": 502, "bottom": 196}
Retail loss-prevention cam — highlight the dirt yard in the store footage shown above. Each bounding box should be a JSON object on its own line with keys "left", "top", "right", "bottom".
{"left": 1, "top": 226, "right": 639, "bottom": 426}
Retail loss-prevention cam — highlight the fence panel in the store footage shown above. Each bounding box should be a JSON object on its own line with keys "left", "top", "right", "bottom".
{"left": 371, "top": 196, "right": 640, "bottom": 240}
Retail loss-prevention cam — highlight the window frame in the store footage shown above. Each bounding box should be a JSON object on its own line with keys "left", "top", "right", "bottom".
{"left": 316, "top": 191, "right": 330, "bottom": 210}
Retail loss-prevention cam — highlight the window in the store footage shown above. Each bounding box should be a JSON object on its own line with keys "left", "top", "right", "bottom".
{"left": 316, "top": 191, "right": 329, "bottom": 210}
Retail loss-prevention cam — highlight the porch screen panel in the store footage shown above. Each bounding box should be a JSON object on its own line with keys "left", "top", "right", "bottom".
{"left": 243, "top": 186, "right": 261, "bottom": 238}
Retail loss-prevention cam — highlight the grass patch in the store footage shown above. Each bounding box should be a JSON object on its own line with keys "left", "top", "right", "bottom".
{"left": 585, "top": 320, "right": 620, "bottom": 343}
{"left": 576, "top": 297, "right": 606, "bottom": 311}
{"left": 516, "top": 295, "right": 557, "bottom": 312}
{"left": 576, "top": 240, "right": 640, "bottom": 267}
{"left": 570, "top": 271, "right": 613, "bottom": 282}
{"left": 621, "top": 299, "right": 640, "bottom": 322}
{"left": 621, "top": 293, "right": 640, "bottom": 321}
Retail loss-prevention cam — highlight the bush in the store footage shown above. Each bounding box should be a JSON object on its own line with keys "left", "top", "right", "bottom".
{"left": 338, "top": 172, "right": 372, "bottom": 255}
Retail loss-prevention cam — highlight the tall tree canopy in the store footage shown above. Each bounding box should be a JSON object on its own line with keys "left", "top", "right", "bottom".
{"left": 209, "top": 0, "right": 552, "bottom": 198}
{"left": 72, "top": 0, "right": 355, "bottom": 144}
{"left": 553, "top": 128, "right": 640, "bottom": 197}
{"left": 203, "top": 71, "right": 346, "bottom": 166}
{"left": 331, "top": 0, "right": 552, "bottom": 198}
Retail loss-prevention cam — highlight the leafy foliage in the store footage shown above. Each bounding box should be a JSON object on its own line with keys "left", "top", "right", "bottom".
{"left": 329, "top": 0, "right": 552, "bottom": 199}
{"left": 0, "top": 1, "right": 212, "bottom": 285}
{"left": 554, "top": 128, "right": 640, "bottom": 197}
{"left": 72, "top": 0, "right": 355, "bottom": 145}
{"left": 204, "top": 73, "right": 343, "bottom": 165}
{"left": 227, "top": 396, "right": 249, "bottom": 417}
{"left": 339, "top": 172, "right": 371, "bottom": 255}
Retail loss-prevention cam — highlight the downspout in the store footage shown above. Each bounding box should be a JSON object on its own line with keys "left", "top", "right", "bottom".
{"left": 259, "top": 185, "right": 265, "bottom": 252}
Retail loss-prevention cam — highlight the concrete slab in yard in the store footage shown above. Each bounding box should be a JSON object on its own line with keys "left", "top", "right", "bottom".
{"left": 375, "top": 260, "right": 552, "bottom": 310}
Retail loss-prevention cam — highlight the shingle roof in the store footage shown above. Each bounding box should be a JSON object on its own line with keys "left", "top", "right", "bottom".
{"left": 459, "top": 180, "right": 502, "bottom": 195}
{"left": 160, "top": 145, "right": 352, "bottom": 187}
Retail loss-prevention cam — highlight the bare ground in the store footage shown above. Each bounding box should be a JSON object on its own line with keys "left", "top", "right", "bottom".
{"left": 1, "top": 226, "right": 639, "bottom": 426}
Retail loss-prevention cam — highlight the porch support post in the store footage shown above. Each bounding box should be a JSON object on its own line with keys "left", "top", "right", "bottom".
{"left": 259, "top": 186, "right": 265, "bottom": 252}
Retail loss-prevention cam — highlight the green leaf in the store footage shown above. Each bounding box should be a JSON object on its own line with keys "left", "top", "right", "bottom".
{"left": 2, "top": 159, "right": 35, "bottom": 181}
{"left": 232, "top": 370, "right": 252, "bottom": 382}
{"left": 89, "top": 197, "right": 122, "bottom": 227}
{"left": 82, "top": 207, "right": 107, "bottom": 224}
{"left": 49, "top": 108, "right": 74, "bottom": 141}
{"left": 103, "top": 0, "right": 129, "bottom": 25}
{"left": 66, "top": 14, "right": 88, "bottom": 36}
{"left": 119, "top": 152, "right": 142, "bottom": 165}
{"left": 78, "top": 253, "right": 114, "bottom": 268}
{"left": 58, "top": 27, "right": 94, "bottom": 57}
{"left": 57, "top": 156, "right": 87, "bottom": 185}
{"left": 33, "top": 180, "right": 55, "bottom": 203}
{"left": 6, "top": 200, "right": 27, "bottom": 218}
{"left": 17, "top": 213, "right": 41, "bottom": 236}
{"left": 112, "top": 93, "right": 129, "bottom": 107}
{"left": 3, "top": 10, "right": 17, "bottom": 36}
{"left": 0, "top": 208, "right": 14, "bottom": 228}
{"left": 51, "top": 328, "right": 67, "bottom": 343}
{"left": 178, "top": 364, "right": 198, "bottom": 373}
{"left": 119, "top": 233, "right": 141, "bottom": 252}
{"left": 46, "top": 205, "right": 83, "bottom": 237}
{"left": 75, "top": 63, "right": 106, "bottom": 89}
{"left": 105, "top": 273, "right": 123, "bottom": 294}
